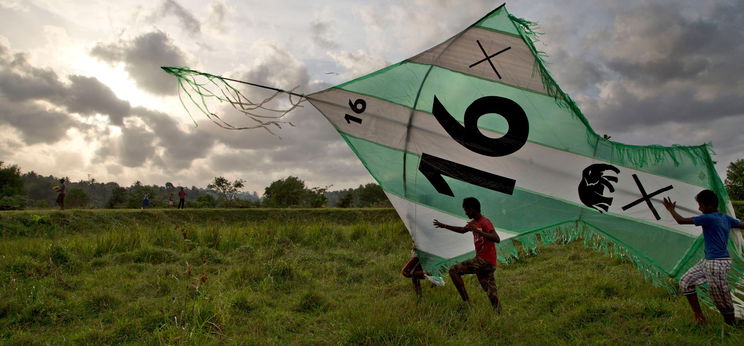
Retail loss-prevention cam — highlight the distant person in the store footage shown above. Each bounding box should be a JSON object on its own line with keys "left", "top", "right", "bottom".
{"left": 142, "top": 193, "right": 150, "bottom": 209}
{"left": 434, "top": 197, "right": 501, "bottom": 312}
{"left": 55, "top": 178, "right": 65, "bottom": 210}
{"left": 663, "top": 190, "right": 742, "bottom": 326}
{"left": 168, "top": 192, "right": 174, "bottom": 208}
{"left": 178, "top": 187, "right": 186, "bottom": 209}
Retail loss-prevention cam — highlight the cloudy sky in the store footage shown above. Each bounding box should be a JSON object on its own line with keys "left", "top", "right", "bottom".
{"left": 0, "top": 0, "right": 742, "bottom": 195}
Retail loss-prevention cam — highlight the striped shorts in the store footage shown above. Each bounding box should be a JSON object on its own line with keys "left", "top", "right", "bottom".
{"left": 679, "top": 258, "right": 733, "bottom": 314}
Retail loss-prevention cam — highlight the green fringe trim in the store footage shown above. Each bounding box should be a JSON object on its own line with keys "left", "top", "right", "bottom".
{"left": 423, "top": 220, "right": 678, "bottom": 291}
{"left": 610, "top": 143, "right": 710, "bottom": 169}
{"left": 493, "top": 221, "right": 678, "bottom": 294}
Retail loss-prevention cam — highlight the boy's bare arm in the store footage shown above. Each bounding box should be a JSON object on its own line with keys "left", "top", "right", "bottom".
{"left": 662, "top": 197, "right": 693, "bottom": 224}
{"left": 472, "top": 227, "right": 500, "bottom": 243}
{"left": 433, "top": 219, "right": 468, "bottom": 233}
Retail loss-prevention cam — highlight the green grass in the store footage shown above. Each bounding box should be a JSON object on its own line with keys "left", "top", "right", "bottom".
{"left": 0, "top": 209, "right": 742, "bottom": 344}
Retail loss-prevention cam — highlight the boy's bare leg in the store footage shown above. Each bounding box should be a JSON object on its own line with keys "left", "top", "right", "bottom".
{"left": 449, "top": 267, "right": 469, "bottom": 302}
{"left": 685, "top": 293, "right": 706, "bottom": 325}
{"left": 412, "top": 278, "right": 422, "bottom": 297}
{"left": 722, "top": 312, "right": 735, "bottom": 326}
{"left": 477, "top": 271, "right": 501, "bottom": 312}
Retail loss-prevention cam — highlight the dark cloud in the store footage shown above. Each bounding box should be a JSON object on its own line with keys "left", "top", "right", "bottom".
{"left": 239, "top": 43, "right": 311, "bottom": 91}
{"left": 133, "top": 107, "right": 216, "bottom": 169}
{"left": 310, "top": 18, "right": 339, "bottom": 50}
{"left": 208, "top": 151, "right": 265, "bottom": 174}
{"left": 0, "top": 43, "right": 143, "bottom": 144}
{"left": 91, "top": 31, "right": 187, "bottom": 95}
{"left": 92, "top": 106, "right": 219, "bottom": 170}
{"left": 0, "top": 40, "right": 215, "bottom": 173}
{"left": 0, "top": 46, "right": 132, "bottom": 126}
{"left": 600, "top": 2, "right": 744, "bottom": 88}
{"left": 0, "top": 52, "right": 66, "bottom": 102}
{"left": 0, "top": 95, "right": 79, "bottom": 145}
{"left": 541, "top": 46, "right": 607, "bottom": 94}
{"left": 532, "top": 0, "right": 744, "bottom": 138}
{"left": 117, "top": 124, "right": 158, "bottom": 167}
{"left": 154, "top": 0, "right": 201, "bottom": 34}
{"left": 64, "top": 76, "right": 131, "bottom": 124}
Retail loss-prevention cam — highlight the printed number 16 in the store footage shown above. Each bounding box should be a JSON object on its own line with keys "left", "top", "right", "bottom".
{"left": 418, "top": 96, "right": 529, "bottom": 196}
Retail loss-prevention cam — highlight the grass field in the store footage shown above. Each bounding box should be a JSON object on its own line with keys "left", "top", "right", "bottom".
{"left": 1, "top": 209, "right": 743, "bottom": 344}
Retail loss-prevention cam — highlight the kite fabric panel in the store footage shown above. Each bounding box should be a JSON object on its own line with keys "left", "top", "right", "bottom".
{"left": 307, "top": 5, "right": 744, "bottom": 316}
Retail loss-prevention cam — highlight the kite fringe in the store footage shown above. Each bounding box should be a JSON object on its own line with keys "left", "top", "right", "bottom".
{"left": 425, "top": 221, "right": 676, "bottom": 293}
{"left": 426, "top": 220, "right": 743, "bottom": 316}
{"left": 504, "top": 222, "right": 744, "bottom": 317}
{"left": 514, "top": 222, "right": 675, "bottom": 293}
{"left": 609, "top": 142, "right": 711, "bottom": 168}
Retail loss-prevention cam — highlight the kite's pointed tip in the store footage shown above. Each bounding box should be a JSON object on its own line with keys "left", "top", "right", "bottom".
{"left": 161, "top": 66, "right": 190, "bottom": 75}
{"left": 161, "top": 66, "right": 177, "bottom": 75}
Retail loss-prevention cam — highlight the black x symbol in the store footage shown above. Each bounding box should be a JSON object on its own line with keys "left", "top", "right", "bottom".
{"left": 469, "top": 40, "right": 511, "bottom": 79}
{"left": 621, "top": 174, "right": 673, "bottom": 220}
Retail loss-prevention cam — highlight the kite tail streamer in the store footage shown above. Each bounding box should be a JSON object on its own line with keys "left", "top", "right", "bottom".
{"left": 161, "top": 66, "right": 306, "bottom": 136}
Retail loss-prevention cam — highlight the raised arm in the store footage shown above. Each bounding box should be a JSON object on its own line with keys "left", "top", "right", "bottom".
{"left": 662, "top": 197, "right": 693, "bottom": 225}
{"left": 433, "top": 219, "right": 469, "bottom": 234}
{"left": 471, "top": 226, "right": 501, "bottom": 243}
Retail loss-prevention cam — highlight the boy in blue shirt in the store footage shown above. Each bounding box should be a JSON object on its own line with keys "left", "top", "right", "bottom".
{"left": 663, "top": 189, "right": 742, "bottom": 326}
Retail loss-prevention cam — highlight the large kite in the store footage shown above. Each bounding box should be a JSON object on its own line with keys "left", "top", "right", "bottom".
{"left": 164, "top": 5, "right": 744, "bottom": 316}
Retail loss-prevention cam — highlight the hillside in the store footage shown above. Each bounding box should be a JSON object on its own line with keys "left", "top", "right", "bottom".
{"left": 0, "top": 209, "right": 742, "bottom": 344}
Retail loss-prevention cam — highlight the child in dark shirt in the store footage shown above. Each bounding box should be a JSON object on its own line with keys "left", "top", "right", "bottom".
{"left": 401, "top": 242, "right": 427, "bottom": 297}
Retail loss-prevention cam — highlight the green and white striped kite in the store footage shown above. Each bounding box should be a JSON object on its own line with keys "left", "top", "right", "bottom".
{"left": 164, "top": 4, "right": 744, "bottom": 316}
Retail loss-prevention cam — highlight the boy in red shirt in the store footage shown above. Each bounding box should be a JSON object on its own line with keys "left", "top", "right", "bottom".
{"left": 434, "top": 197, "right": 501, "bottom": 311}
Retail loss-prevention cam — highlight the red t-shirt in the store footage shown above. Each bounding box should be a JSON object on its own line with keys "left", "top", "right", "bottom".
{"left": 467, "top": 216, "right": 497, "bottom": 266}
{"left": 178, "top": 190, "right": 186, "bottom": 199}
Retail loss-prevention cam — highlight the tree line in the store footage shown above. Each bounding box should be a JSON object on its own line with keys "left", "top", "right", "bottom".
{"left": 5, "top": 159, "right": 742, "bottom": 211}
{"left": 0, "top": 162, "right": 390, "bottom": 210}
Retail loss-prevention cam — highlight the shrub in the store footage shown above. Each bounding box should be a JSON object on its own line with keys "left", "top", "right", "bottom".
{"left": 0, "top": 195, "right": 26, "bottom": 210}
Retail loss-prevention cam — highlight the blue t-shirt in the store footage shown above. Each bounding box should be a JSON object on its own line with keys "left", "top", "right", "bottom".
{"left": 692, "top": 212, "right": 741, "bottom": 259}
